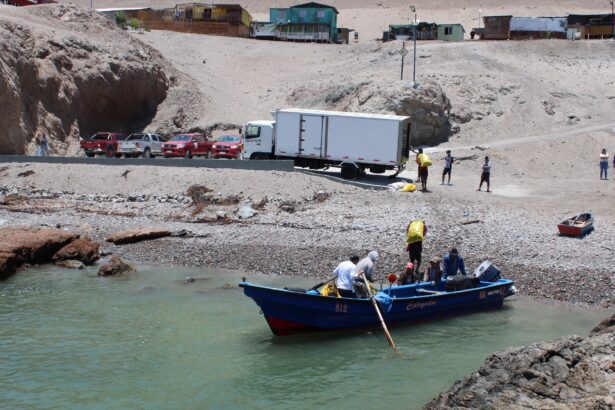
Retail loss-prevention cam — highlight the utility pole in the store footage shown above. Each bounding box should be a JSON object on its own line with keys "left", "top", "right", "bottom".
{"left": 410, "top": 6, "right": 419, "bottom": 88}
{"left": 610, "top": 1, "right": 614, "bottom": 40}
{"left": 478, "top": 9, "right": 482, "bottom": 30}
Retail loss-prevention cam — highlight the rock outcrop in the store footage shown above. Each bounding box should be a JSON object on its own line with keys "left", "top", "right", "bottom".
{"left": 0, "top": 227, "right": 79, "bottom": 278}
{"left": 97, "top": 255, "right": 136, "bottom": 276}
{"left": 52, "top": 236, "right": 100, "bottom": 265}
{"left": 288, "top": 80, "right": 451, "bottom": 146}
{"left": 106, "top": 227, "right": 173, "bottom": 245}
{"left": 0, "top": 4, "right": 169, "bottom": 155}
{"left": 425, "top": 313, "right": 615, "bottom": 410}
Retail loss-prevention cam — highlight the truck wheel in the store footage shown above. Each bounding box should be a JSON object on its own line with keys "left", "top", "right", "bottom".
{"left": 164, "top": 155, "right": 170, "bottom": 159}
{"left": 184, "top": 150, "right": 192, "bottom": 159}
{"left": 341, "top": 163, "right": 359, "bottom": 179}
{"left": 144, "top": 148, "right": 152, "bottom": 158}
{"left": 206, "top": 151, "right": 213, "bottom": 159}
{"left": 86, "top": 153, "right": 94, "bottom": 158}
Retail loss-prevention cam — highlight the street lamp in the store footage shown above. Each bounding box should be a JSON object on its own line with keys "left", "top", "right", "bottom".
{"left": 409, "top": 5, "right": 419, "bottom": 88}
{"left": 610, "top": 1, "right": 614, "bottom": 40}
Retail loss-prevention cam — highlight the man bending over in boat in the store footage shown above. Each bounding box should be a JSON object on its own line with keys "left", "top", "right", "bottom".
{"left": 442, "top": 248, "right": 466, "bottom": 280}
{"left": 334, "top": 255, "right": 360, "bottom": 298}
{"left": 353, "top": 251, "right": 379, "bottom": 298}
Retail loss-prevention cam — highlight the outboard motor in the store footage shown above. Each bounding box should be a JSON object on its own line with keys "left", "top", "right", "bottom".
{"left": 473, "top": 261, "right": 501, "bottom": 282}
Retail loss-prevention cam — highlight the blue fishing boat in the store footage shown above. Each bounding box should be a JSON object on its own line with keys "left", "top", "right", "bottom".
{"left": 239, "top": 278, "right": 516, "bottom": 336}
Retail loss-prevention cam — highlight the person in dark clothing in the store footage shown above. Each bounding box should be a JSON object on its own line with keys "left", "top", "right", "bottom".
{"left": 442, "top": 248, "right": 467, "bottom": 279}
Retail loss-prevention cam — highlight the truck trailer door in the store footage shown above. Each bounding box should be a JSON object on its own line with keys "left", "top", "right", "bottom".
{"left": 299, "top": 115, "right": 325, "bottom": 157}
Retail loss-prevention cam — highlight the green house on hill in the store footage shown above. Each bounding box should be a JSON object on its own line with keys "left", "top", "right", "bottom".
{"left": 437, "top": 24, "right": 465, "bottom": 41}
{"left": 270, "top": 2, "right": 339, "bottom": 43}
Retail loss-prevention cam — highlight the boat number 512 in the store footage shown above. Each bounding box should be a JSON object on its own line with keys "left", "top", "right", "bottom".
{"left": 335, "top": 303, "right": 348, "bottom": 313}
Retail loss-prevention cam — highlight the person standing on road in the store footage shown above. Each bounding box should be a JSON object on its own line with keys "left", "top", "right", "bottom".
{"left": 477, "top": 156, "right": 491, "bottom": 192}
{"left": 333, "top": 255, "right": 360, "bottom": 298}
{"left": 442, "top": 150, "right": 453, "bottom": 185}
{"left": 40, "top": 133, "right": 49, "bottom": 156}
{"left": 34, "top": 132, "right": 43, "bottom": 156}
{"left": 600, "top": 148, "right": 609, "bottom": 180}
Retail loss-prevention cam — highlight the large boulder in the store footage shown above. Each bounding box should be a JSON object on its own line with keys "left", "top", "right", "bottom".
{"left": 0, "top": 227, "right": 80, "bottom": 279}
{"left": 106, "top": 227, "right": 172, "bottom": 245}
{"left": 0, "top": 5, "right": 168, "bottom": 155}
{"left": 52, "top": 236, "right": 100, "bottom": 265}
{"left": 425, "top": 315, "right": 615, "bottom": 409}
{"left": 97, "top": 255, "right": 136, "bottom": 276}
{"left": 287, "top": 80, "right": 451, "bottom": 146}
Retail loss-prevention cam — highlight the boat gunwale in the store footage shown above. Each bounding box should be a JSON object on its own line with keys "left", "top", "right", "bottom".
{"left": 238, "top": 279, "right": 514, "bottom": 303}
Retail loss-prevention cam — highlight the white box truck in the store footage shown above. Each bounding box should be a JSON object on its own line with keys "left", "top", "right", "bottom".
{"left": 243, "top": 108, "right": 411, "bottom": 178}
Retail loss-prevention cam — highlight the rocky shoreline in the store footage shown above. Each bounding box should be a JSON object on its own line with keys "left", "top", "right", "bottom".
{"left": 1, "top": 171, "right": 613, "bottom": 308}
{"left": 425, "top": 313, "right": 615, "bottom": 409}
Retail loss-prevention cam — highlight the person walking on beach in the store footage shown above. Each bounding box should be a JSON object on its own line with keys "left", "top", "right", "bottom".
{"left": 477, "top": 156, "right": 491, "bottom": 192}
{"left": 442, "top": 150, "right": 453, "bottom": 185}
{"left": 600, "top": 148, "right": 608, "bottom": 180}
{"left": 411, "top": 148, "right": 430, "bottom": 192}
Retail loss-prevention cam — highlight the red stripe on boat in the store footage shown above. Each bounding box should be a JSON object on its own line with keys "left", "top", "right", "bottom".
{"left": 265, "top": 316, "right": 314, "bottom": 336}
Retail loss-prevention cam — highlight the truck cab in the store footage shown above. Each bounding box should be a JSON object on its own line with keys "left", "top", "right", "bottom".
{"left": 243, "top": 121, "right": 275, "bottom": 160}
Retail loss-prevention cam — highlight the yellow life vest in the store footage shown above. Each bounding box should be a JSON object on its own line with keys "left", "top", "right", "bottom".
{"left": 405, "top": 220, "right": 425, "bottom": 246}
{"left": 319, "top": 282, "right": 340, "bottom": 297}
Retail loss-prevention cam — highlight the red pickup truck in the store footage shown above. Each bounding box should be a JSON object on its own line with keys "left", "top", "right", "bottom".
{"left": 162, "top": 133, "right": 214, "bottom": 159}
{"left": 80, "top": 132, "right": 128, "bottom": 157}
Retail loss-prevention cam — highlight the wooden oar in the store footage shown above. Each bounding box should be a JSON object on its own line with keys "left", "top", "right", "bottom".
{"left": 361, "top": 273, "right": 398, "bottom": 352}
{"left": 309, "top": 275, "right": 337, "bottom": 291}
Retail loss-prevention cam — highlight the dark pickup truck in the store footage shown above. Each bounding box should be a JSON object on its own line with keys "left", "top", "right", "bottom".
{"left": 80, "top": 132, "right": 128, "bottom": 157}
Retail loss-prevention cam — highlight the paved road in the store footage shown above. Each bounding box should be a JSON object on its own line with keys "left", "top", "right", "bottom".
{"left": 0, "top": 155, "right": 295, "bottom": 172}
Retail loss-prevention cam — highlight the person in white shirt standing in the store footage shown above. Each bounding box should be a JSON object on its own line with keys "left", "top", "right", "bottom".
{"left": 442, "top": 150, "right": 453, "bottom": 185}
{"left": 334, "top": 255, "right": 360, "bottom": 298}
{"left": 477, "top": 156, "right": 492, "bottom": 192}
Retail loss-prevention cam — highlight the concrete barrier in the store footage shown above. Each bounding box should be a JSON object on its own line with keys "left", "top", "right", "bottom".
{"left": 0, "top": 156, "right": 295, "bottom": 172}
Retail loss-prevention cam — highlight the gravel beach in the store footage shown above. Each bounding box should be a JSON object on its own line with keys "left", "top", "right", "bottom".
{"left": 1, "top": 156, "right": 613, "bottom": 308}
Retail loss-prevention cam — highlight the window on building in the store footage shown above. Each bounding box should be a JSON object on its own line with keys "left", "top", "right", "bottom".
{"left": 298, "top": 10, "right": 307, "bottom": 18}
{"left": 445, "top": 26, "right": 453, "bottom": 35}
{"left": 317, "top": 10, "right": 325, "bottom": 18}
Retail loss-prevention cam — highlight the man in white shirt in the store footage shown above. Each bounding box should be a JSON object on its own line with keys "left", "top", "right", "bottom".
{"left": 334, "top": 255, "right": 360, "bottom": 298}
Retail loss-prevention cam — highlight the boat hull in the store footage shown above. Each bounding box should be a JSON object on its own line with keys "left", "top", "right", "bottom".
{"left": 240, "top": 280, "right": 514, "bottom": 336}
{"left": 557, "top": 212, "right": 593, "bottom": 237}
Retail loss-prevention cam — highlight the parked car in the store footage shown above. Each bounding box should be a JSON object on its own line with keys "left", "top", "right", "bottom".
{"left": 118, "top": 133, "right": 164, "bottom": 158}
{"left": 211, "top": 134, "right": 243, "bottom": 159}
{"left": 162, "top": 133, "right": 214, "bottom": 159}
{"left": 80, "top": 132, "right": 128, "bottom": 157}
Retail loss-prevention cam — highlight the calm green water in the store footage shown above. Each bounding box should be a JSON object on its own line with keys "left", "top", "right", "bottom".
{"left": 0, "top": 264, "right": 607, "bottom": 410}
